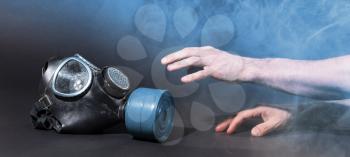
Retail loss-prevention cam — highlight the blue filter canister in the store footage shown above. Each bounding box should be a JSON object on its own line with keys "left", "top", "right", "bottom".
{"left": 124, "top": 88, "right": 175, "bottom": 142}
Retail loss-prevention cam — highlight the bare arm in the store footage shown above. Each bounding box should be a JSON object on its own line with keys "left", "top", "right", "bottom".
{"left": 241, "top": 56, "right": 350, "bottom": 99}
{"left": 161, "top": 46, "right": 350, "bottom": 100}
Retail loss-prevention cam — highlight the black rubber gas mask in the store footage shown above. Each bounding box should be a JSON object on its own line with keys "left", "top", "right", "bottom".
{"left": 30, "top": 54, "right": 174, "bottom": 142}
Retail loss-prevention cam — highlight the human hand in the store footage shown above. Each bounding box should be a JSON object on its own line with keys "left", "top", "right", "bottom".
{"left": 161, "top": 46, "right": 246, "bottom": 83}
{"left": 215, "top": 106, "right": 291, "bottom": 137}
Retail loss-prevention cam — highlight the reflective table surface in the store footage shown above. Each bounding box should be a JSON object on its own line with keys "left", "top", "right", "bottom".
{"left": 1, "top": 89, "right": 350, "bottom": 157}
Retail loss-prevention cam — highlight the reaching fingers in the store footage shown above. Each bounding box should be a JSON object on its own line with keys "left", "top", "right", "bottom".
{"left": 181, "top": 68, "right": 211, "bottom": 83}
{"left": 226, "top": 108, "right": 262, "bottom": 134}
{"left": 167, "top": 56, "right": 202, "bottom": 71}
{"left": 161, "top": 47, "right": 199, "bottom": 65}
{"left": 251, "top": 121, "right": 277, "bottom": 137}
{"left": 215, "top": 118, "right": 232, "bottom": 132}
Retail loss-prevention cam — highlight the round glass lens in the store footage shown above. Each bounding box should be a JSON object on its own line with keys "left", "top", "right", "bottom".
{"left": 54, "top": 59, "right": 90, "bottom": 95}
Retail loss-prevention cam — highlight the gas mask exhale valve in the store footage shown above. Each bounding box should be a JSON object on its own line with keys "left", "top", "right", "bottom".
{"left": 30, "top": 54, "right": 174, "bottom": 142}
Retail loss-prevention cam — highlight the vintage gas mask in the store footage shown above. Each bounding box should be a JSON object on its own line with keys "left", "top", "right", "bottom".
{"left": 30, "top": 54, "right": 174, "bottom": 142}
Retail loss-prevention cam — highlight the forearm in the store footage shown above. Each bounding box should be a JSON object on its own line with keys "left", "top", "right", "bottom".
{"left": 238, "top": 55, "right": 350, "bottom": 100}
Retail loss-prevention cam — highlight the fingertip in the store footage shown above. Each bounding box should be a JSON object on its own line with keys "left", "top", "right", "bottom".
{"left": 166, "top": 65, "right": 174, "bottom": 71}
{"left": 161, "top": 58, "right": 168, "bottom": 65}
{"left": 226, "top": 129, "right": 234, "bottom": 135}
{"left": 216, "top": 119, "right": 232, "bottom": 133}
{"left": 251, "top": 128, "right": 261, "bottom": 137}
{"left": 215, "top": 125, "right": 225, "bottom": 132}
{"left": 215, "top": 126, "right": 221, "bottom": 132}
{"left": 226, "top": 125, "right": 235, "bottom": 135}
{"left": 181, "top": 76, "right": 191, "bottom": 83}
{"left": 226, "top": 118, "right": 242, "bottom": 135}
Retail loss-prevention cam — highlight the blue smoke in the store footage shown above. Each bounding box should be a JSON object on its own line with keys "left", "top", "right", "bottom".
{"left": 110, "top": 0, "right": 350, "bottom": 59}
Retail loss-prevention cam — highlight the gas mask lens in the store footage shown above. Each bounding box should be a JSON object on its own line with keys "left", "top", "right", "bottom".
{"left": 53, "top": 58, "right": 92, "bottom": 97}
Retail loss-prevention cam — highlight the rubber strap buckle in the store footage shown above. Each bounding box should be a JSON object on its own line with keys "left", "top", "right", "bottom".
{"left": 37, "top": 95, "right": 52, "bottom": 109}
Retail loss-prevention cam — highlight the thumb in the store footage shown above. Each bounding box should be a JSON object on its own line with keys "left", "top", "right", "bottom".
{"left": 251, "top": 121, "right": 276, "bottom": 137}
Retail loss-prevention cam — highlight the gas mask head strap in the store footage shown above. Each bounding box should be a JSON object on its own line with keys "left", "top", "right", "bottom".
{"left": 30, "top": 94, "right": 56, "bottom": 130}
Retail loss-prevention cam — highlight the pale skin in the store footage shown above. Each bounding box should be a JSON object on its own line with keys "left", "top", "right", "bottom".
{"left": 161, "top": 46, "right": 350, "bottom": 137}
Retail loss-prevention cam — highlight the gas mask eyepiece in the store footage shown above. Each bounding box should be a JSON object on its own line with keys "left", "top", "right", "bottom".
{"left": 52, "top": 57, "right": 93, "bottom": 97}
{"left": 31, "top": 54, "right": 174, "bottom": 142}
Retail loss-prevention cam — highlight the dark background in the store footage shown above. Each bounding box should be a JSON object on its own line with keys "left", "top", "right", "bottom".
{"left": 1, "top": 0, "right": 350, "bottom": 156}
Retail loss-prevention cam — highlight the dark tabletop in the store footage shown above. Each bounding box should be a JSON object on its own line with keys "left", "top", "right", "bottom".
{"left": 1, "top": 88, "right": 350, "bottom": 157}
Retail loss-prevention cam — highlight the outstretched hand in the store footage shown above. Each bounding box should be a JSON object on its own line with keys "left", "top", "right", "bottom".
{"left": 215, "top": 106, "right": 291, "bottom": 137}
{"left": 161, "top": 46, "right": 246, "bottom": 83}
{"left": 162, "top": 47, "right": 292, "bottom": 136}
